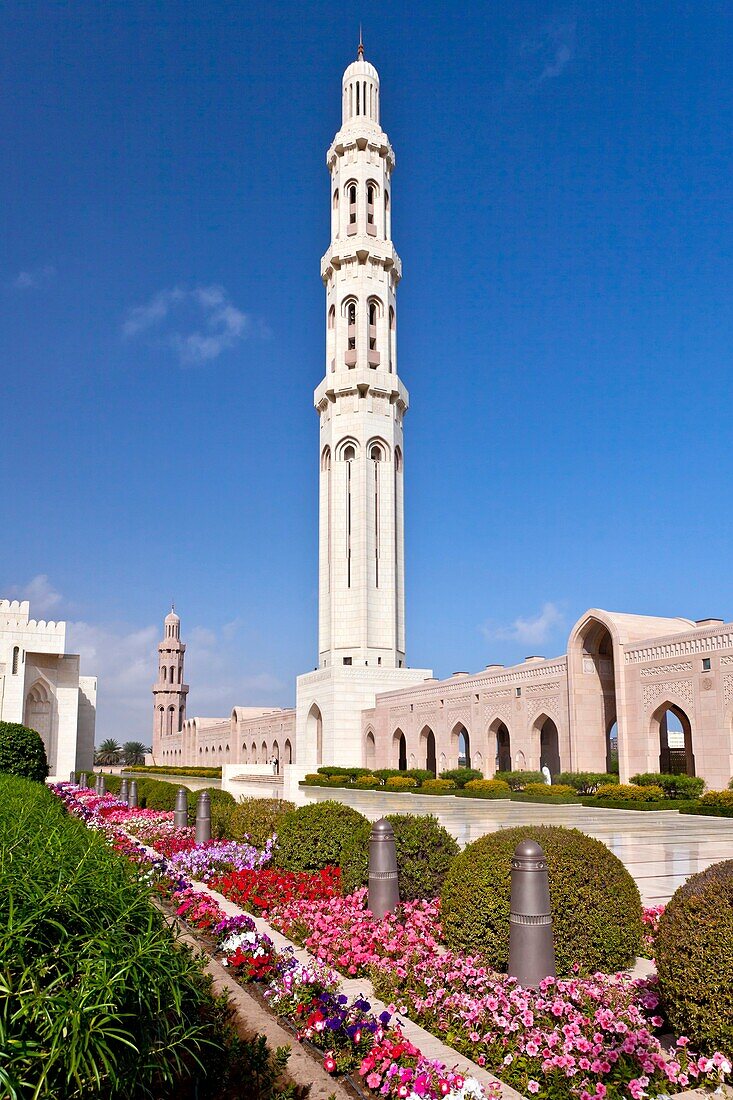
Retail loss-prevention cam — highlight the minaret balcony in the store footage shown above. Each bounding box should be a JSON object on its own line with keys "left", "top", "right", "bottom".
{"left": 344, "top": 349, "right": 357, "bottom": 367}
{"left": 314, "top": 371, "right": 409, "bottom": 409}
{"left": 368, "top": 349, "right": 381, "bottom": 367}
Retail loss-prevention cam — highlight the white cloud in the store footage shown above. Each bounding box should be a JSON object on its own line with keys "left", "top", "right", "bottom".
{"left": 481, "top": 602, "right": 565, "bottom": 647}
{"left": 7, "top": 574, "right": 64, "bottom": 618}
{"left": 122, "top": 284, "right": 258, "bottom": 365}
{"left": 12, "top": 264, "right": 56, "bottom": 289}
{"left": 521, "top": 20, "right": 576, "bottom": 85}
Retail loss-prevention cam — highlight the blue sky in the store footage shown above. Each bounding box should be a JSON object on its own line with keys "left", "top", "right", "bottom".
{"left": 2, "top": 2, "right": 732, "bottom": 743}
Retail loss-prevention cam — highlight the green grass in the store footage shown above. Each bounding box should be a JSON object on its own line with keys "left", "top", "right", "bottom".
{"left": 122, "top": 765, "right": 222, "bottom": 779}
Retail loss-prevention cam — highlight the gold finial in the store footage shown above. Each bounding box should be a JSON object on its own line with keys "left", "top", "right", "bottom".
{"left": 358, "top": 24, "right": 364, "bottom": 58}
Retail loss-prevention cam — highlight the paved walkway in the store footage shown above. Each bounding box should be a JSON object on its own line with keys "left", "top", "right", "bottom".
{"left": 304, "top": 788, "right": 733, "bottom": 904}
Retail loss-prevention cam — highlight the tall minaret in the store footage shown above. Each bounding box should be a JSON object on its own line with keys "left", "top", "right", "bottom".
{"left": 316, "top": 40, "right": 408, "bottom": 670}
{"left": 151, "top": 607, "right": 189, "bottom": 751}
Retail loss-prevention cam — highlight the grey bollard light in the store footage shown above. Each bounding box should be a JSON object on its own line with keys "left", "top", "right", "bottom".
{"left": 70, "top": 770, "right": 76, "bottom": 783}
{"left": 128, "top": 780, "right": 138, "bottom": 809}
{"left": 174, "top": 787, "right": 188, "bottom": 830}
{"left": 195, "top": 791, "right": 212, "bottom": 845}
{"left": 120, "top": 778, "right": 129, "bottom": 804}
{"left": 368, "top": 817, "right": 400, "bottom": 919}
{"left": 79, "top": 773, "right": 87, "bottom": 789}
{"left": 98, "top": 775, "right": 106, "bottom": 795}
{"left": 94, "top": 773, "right": 102, "bottom": 794}
{"left": 508, "top": 839, "right": 556, "bottom": 989}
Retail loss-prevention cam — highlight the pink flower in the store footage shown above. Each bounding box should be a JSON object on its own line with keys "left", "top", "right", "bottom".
{"left": 366, "top": 1072, "right": 381, "bottom": 1089}
{"left": 528, "top": 1081, "right": 540, "bottom": 1094}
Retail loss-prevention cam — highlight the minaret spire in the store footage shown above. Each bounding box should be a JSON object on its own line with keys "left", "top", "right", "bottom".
{"left": 151, "top": 606, "right": 189, "bottom": 759}
{"left": 316, "top": 50, "right": 407, "bottom": 669}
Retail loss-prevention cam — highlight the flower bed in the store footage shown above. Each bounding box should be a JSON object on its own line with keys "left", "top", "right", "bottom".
{"left": 52, "top": 783, "right": 496, "bottom": 1100}
{"left": 52, "top": 783, "right": 732, "bottom": 1100}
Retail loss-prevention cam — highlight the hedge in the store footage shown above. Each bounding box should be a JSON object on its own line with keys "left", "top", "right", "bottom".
{"left": 441, "top": 825, "right": 642, "bottom": 976}
{"left": 582, "top": 797, "right": 697, "bottom": 812}
{"left": 122, "top": 765, "right": 223, "bottom": 779}
{"left": 510, "top": 791, "right": 580, "bottom": 805}
{"left": 438, "top": 768, "right": 483, "bottom": 789}
{"left": 340, "top": 813, "right": 459, "bottom": 900}
{"left": 680, "top": 790, "right": 733, "bottom": 817}
{"left": 274, "top": 800, "right": 368, "bottom": 871}
{"left": 0, "top": 774, "right": 270, "bottom": 1098}
{"left": 592, "top": 783, "right": 665, "bottom": 802}
{"left": 494, "top": 770, "right": 544, "bottom": 791}
{"left": 0, "top": 722, "right": 49, "bottom": 782}
{"left": 523, "top": 782, "right": 576, "bottom": 797}
{"left": 419, "top": 778, "right": 456, "bottom": 794}
{"left": 556, "top": 772, "right": 618, "bottom": 795}
{"left": 385, "top": 775, "right": 418, "bottom": 791}
{"left": 462, "top": 779, "right": 511, "bottom": 798}
{"left": 656, "top": 860, "right": 733, "bottom": 1053}
{"left": 629, "top": 773, "right": 705, "bottom": 799}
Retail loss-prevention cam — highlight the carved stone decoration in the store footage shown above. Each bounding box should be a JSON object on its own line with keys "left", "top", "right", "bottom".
{"left": 642, "top": 678, "right": 694, "bottom": 711}
{"left": 723, "top": 675, "right": 733, "bottom": 707}
{"left": 527, "top": 681, "right": 561, "bottom": 694}
{"left": 529, "top": 697, "right": 561, "bottom": 722}
{"left": 702, "top": 677, "right": 714, "bottom": 691}
{"left": 640, "top": 662, "right": 693, "bottom": 678}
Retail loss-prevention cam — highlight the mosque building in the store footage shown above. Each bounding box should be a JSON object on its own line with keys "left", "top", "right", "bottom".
{"left": 151, "top": 45, "right": 733, "bottom": 795}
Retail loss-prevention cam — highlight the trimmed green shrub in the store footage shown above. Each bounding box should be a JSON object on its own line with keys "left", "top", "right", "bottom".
{"left": 353, "top": 775, "right": 381, "bottom": 789}
{"left": 373, "top": 768, "right": 404, "bottom": 781}
{"left": 303, "top": 773, "right": 322, "bottom": 784}
{"left": 584, "top": 797, "right": 691, "bottom": 811}
{"left": 511, "top": 790, "right": 580, "bottom": 805}
{"left": 122, "top": 765, "right": 222, "bottom": 779}
{"left": 593, "top": 782, "right": 664, "bottom": 802}
{"left": 274, "top": 800, "right": 368, "bottom": 871}
{"left": 0, "top": 774, "right": 275, "bottom": 1098}
{"left": 463, "top": 778, "right": 511, "bottom": 798}
{"left": 681, "top": 789, "right": 733, "bottom": 817}
{"left": 316, "top": 765, "right": 371, "bottom": 778}
{"left": 442, "top": 824, "right": 642, "bottom": 975}
{"left": 438, "top": 767, "right": 483, "bottom": 789}
{"left": 729, "top": 777, "right": 733, "bottom": 790}
{"left": 0, "top": 722, "right": 48, "bottom": 782}
{"left": 656, "top": 860, "right": 733, "bottom": 1053}
{"left": 523, "top": 782, "right": 575, "bottom": 797}
{"left": 405, "top": 769, "right": 435, "bottom": 785}
{"left": 385, "top": 775, "right": 418, "bottom": 790}
{"left": 630, "top": 772, "right": 705, "bottom": 799}
{"left": 341, "top": 812, "right": 459, "bottom": 899}
{"left": 494, "top": 770, "right": 544, "bottom": 791}
{"left": 556, "top": 772, "right": 618, "bottom": 795}
{"left": 229, "top": 797, "right": 296, "bottom": 847}
{"left": 420, "top": 778, "right": 456, "bottom": 793}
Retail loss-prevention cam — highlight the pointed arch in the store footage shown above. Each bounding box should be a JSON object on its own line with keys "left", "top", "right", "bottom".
{"left": 419, "top": 725, "right": 437, "bottom": 775}
{"left": 487, "top": 718, "right": 511, "bottom": 773}
{"left": 651, "top": 701, "right": 695, "bottom": 776}
{"left": 364, "top": 728, "right": 376, "bottom": 770}
{"left": 532, "top": 713, "right": 561, "bottom": 777}
{"left": 284, "top": 738, "right": 293, "bottom": 765}
{"left": 392, "top": 728, "right": 407, "bottom": 770}
{"left": 451, "top": 723, "right": 471, "bottom": 769}
{"left": 307, "top": 703, "right": 323, "bottom": 766}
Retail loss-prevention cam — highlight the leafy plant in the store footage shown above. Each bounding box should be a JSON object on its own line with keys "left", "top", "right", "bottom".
{"left": 228, "top": 797, "right": 295, "bottom": 847}
{"left": 523, "top": 782, "right": 576, "bottom": 797}
{"left": 340, "top": 812, "right": 459, "bottom": 899}
{"left": 352, "top": 775, "right": 381, "bottom": 789}
{"left": 592, "top": 783, "right": 664, "bottom": 802}
{"left": 122, "top": 741, "right": 148, "bottom": 765}
{"left": 438, "top": 767, "right": 483, "bottom": 788}
{"left": 681, "top": 789, "right": 733, "bottom": 817}
{"left": 441, "top": 824, "right": 642, "bottom": 975}
{"left": 273, "top": 800, "right": 367, "bottom": 871}
{"left": 0, "top": 722, "right": 48, "bottom": 782}
{"left": 629, "top": 773, "right": 705, "bottom": 799}
{"left": 461, "top": 778, "right": 511, "bottom": 798}
{"left": 419, "top": 778, "right": 455, "bottom": 793}
{"left": 656, "top": 860, "right": 733, "bottom": 1053}
{"left": 95, "top": 738, "right": 122, "bottom": 765}
{"left": 493, "top": 770, "right": 544, "bottom": 790}
{"left": 0, "top": 774, "right": 268, "bottom": 1098}
{"left": 556, "top": 772, "right": 618, "bottom": 795}
{"left": 385, "top": 775, "right": 418, "bottom": 790}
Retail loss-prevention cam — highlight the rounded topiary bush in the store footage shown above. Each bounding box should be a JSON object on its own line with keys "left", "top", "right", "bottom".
{"left": 340, "top": 812, "right": 459, "bottom": 900}
{"left": 229, "top": 797, "right": 295, "bottom": 846}
{"left": 274, "top": 800, "right": 368, "bottom": 871}
{"left": 463, "top": 779, "right": 511, "bottom": 797}
{"left": 656, "top": 860, "right": 733, "bottom": 1053}
{"left": 442, "top": 824, "right": 642, "bottom": 975}
{"left": 353, "top": 775, "right": 380, "bottom": 789}
{"left": 421, "top": 778, "right": 455, "bottom": 793}
{"left": 0, "top": 722, "right": 48, "bottom": 782}
{"left": 594, "top": 783, "right": 663, "bottom": 802}
{"left": 385, "top": 775, "right": 418, "bottom": 790}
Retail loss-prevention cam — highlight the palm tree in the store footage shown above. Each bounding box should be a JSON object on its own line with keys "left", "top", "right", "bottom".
{"left": 95, "top": 739, "right": 122, "bottom": 765}
{"left": 123, "top": 741, "right": 147, "bottom": 765}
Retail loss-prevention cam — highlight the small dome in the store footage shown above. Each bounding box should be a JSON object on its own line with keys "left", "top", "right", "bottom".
{"left": 343, "top": 56, "right": 379, "bottom": 85}
{"left": 165, "top": 610, "right": 180, "bottom": 624}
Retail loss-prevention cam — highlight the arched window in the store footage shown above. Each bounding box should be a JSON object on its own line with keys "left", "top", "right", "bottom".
{"left": 367, "top": 299, "right": 380, "bottom": 367}
{"left": 327, "top": 304, "right": 336, "bottom": 371}
{"left": 167, "top": 705, "right": 175, "bottom": 736}
{"left": 345, "top": 299, "right": 357, "bottom": 365}
{"left": 178, "top": 706, "right": 184, "bottom": 731}
{"left": 12, "top": 646, "right": 19, "bottom": 675}
{"left": 178, "top": 666, "right": 182, "bottom": 683}
{"left": 356, "top": 81, "right": 360, "bottom": 115}
{"left": 161, "top": 666, "right": 167, "bottom": 683}
{"left": 384, "top": 190, "right": 390, "bottom": 237}
{"left": 371, "top": 444, "right": 382, "bottom": 585}
{"left": 170, "top": 666, "right": 175, "bottom": 683}
{"left": 347, "top": 184, "right": 357, "bottom": 233}
{"left": 366, "top": 182, "right": 376, "bottom": 235}
{"left": 388, "top": 306, "right": 395, "bottom": 372}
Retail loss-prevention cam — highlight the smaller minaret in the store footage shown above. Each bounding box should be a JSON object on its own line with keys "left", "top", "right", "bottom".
{"left": 152, "top": 607, "right": 189, "bottom": 754}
